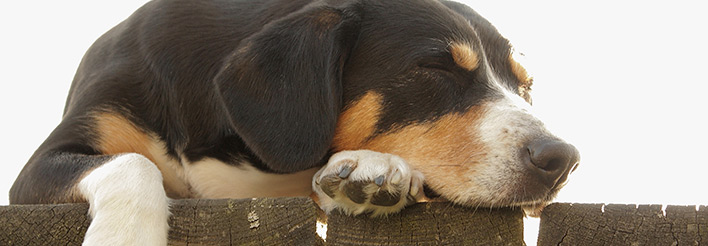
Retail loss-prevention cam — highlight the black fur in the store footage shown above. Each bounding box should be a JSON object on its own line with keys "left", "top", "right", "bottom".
{"left": 341, "top": 0, "right": 519, "bottom": 133}
{"left": 215, "top": 2, "right": 360, "bottom": 172}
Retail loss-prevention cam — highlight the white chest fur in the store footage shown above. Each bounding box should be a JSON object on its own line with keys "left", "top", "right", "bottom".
{"left": 183, "top": 158, "right": 319, "bottom": 199}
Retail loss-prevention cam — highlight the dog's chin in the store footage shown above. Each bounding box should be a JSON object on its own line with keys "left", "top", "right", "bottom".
{"left": 416, "top": 194, "right": 550, "bottom": 218}
{"left": 421, "top": 184, "right": 555, "bottom": 217}
{"left": 521, "top": 202, "right": 549, "bottom": 218}
{"left": 518, "top": 187, "right": 565, "bottom": 217}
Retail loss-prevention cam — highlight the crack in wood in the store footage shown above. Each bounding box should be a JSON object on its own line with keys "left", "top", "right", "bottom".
{"left": 539, "top": 203, "right": 708, "bottom": 246}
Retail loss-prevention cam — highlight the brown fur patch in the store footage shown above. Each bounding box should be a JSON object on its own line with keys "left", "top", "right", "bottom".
{"left": 509, "top": 52, "right": 533, "bottom": 103}
{"left": 333, "top": 95, "right": 488, "bottom": 199}
{"left": 363, "top": 109, "right": 487, "bottom": 198}
{"left": 93, "top": 111, "right": 191, "bottom": 198}
{"left": 310, "top": 9, "right": 342, "bottom": 37}
{"left": 332, "top": 91, "right": 383, "bottom": 150}
{"left": 450, "top": 42, "right": 479, "bottom": 71}
{"left": 313, "top": 9, "right": 341, "bottom": 28}
{"left": 94, "top": 112, "right": 156, "bottom": 162}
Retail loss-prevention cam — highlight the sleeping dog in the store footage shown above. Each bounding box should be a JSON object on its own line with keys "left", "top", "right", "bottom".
{"left": 11, "top": 0, "right": 579, "bottom": 244}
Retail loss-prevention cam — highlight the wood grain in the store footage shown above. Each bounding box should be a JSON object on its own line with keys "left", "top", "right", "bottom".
{"left": 538, "top": 203, "right": 708, "bottom": 245}
{"left": 0, "top": 197, "right": 319, "bottom": 246}
{"left": 0, "top": 203, "right": 90, "bottom": 245}
{"left": 167, "top": 197, "right": 319, "bottom": 245}
{"left": 326, "top": 202, "right": 524, "bottom": 246}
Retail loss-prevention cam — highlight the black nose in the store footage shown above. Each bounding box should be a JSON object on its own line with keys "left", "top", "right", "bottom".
{"left": 526, "top": 139, "right": 580, "bottom": 188}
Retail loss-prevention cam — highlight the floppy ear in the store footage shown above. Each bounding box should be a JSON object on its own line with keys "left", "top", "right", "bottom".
{"left": 215, "top": 3, "right": 359, "bottom": 172}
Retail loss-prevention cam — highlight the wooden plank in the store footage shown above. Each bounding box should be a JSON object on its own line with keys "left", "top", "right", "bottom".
{"left": 538, "top": 203, "right": 708, "bottom": 246}
{"left": 0, "top": 197, "right": 319, "bottom": 246}
{"left": 0, "top": 203, "right": 90, "bottom": 246}
{"left": 167, "top": 197, "right": 319, "bottom": 245}
{"left": 325, "top": 202, "right": 524, "bottom": 245}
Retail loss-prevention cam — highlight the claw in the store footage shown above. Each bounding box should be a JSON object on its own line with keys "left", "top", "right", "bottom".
{"left": 374, "top": 175, "right": 385, "bottom": 186}
{"left": 338, "top": 165, "right": 353, "bottom": 178}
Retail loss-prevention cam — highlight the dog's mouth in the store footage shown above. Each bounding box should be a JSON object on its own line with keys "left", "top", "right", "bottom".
{"left": 521, "top": 203, "right": 549, "bottom": 217}
{"left": 421, "top": 183, "right": 554, "bottom": 218}
{"left": 422, "top": 184, "right": 442, "bottom": 199}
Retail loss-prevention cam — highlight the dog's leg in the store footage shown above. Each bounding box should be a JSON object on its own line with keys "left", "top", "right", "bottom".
{"left": 313, "top": 150, "right": 425, "bottom": 216}
{"left": 78, "top": 153, "right": 170, "bottom": 246}
{"left": 12, "top": 149, "right": 171, "bottom": 245}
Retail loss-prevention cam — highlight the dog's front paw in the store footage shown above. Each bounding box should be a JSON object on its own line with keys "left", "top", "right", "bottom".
{"left": 313, "top": 150, "right": 424, "bottom": 216}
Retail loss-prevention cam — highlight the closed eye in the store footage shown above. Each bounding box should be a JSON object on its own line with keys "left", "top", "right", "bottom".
{"left": 417, "top": 54, "right": 456, "bottom": 73}
{"left": 418, "top": 61, "right": 449, "bottom": 71}
{"left": 417, "top": 56, "right": 469, "bottom": 87}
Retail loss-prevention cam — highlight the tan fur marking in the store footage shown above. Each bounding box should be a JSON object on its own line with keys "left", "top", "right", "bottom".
{"left": 450, "top": 42, "right": 479, "bottom": 71}
{"left": 310, "top": 9, "right": 342, "bottom": 37}
{"left": 94, "top": 112, "right": 154, "bottom": 161}
{"left": 364, "top": 109, "right": 487, "bottom": 200}
{"left": 313, "top": 10, "right": 341, "bottom": 28}
{"left": 509, "top": 52, "right": 534, "bottom": 103}
{"left": 93, "top": 112, "right": 191, "bottom": 198}
{"left": 333, "top": 100, "right": 488, "bottom": 201}
{"left": 332, "top": 91, "right": 382, "bottom": 150}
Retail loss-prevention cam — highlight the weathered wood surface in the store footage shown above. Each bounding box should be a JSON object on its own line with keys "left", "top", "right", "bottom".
{"left": 8, "top": 199, "right": 708, "bottom": 246}
{"left": 167, "top": 197, "right": 319, "bottom": 245}
{"left": 539, "top": 203, "right": 708, "bottom": 246}
{"left": 1, "top": 197, "right": 319, "bottom": 246}
{"left": 0, "top": 202, "right": 90, "bottom": 245}
{"left": 326, "top": 202, "right": 524, "bottom": 246}
{"left": 1, "top": 198, "right": 525, "bottom": 245}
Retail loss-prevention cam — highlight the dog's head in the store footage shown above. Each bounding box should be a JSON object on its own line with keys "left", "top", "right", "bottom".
{"left": 217, "top": 0, "right": 579, "bottom": 214}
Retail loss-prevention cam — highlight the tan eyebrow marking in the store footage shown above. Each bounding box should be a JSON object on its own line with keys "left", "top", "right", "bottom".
{"left": 450, "top": 42, "right": 479, "bottom": 71}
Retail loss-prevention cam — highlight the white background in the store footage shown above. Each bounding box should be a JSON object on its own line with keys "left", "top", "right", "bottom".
{"left": 1, "top": 1, "right": 707, "bottom": 245}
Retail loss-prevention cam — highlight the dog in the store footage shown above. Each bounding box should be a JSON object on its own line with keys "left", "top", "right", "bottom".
{"left": 11, "top": 0, "right": 579, "bottom": 244}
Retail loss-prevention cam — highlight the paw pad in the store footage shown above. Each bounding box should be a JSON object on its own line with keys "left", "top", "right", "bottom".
{"left": 313, "top": 150, "right": 424, "bottom": 216}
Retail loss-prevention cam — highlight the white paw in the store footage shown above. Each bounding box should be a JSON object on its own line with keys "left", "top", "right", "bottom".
{"left": 313, "top": 150, "right": 424, "bottom": 217}
{"left": 79, "top": 154, "right": 170, "bottom": 246}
